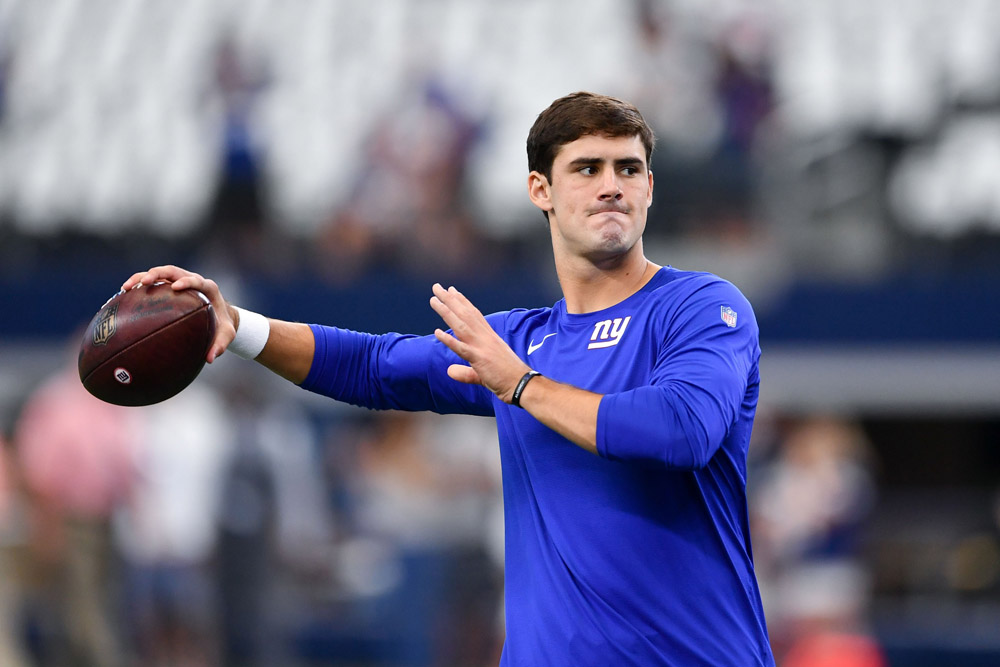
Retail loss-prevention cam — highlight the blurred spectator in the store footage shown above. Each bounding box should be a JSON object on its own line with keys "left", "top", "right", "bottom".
{"left": 749, "top": 415, "right": 879, "bottom": 661}
{"left": 14, "top": 357, "right": 139, "bottom": 667}
{"left": 205, "top": 35, "right": 273, "bottom": 271}
{"left": 338, "top": 411, "right": 501, "bottom": 666}
{"left": 0, "top": 428, "right": 29, "bottom": 667}
{"left": 216, "top": 418, "right": 275, "bottom": 667}
{"left": 627, "top": 0, "right": 723, "bottom": 161}
{"left": 715, "top": 19, "right": 774, "bottom": 161}
{"left": 627, "top": 2, "right": 775, "bottom": 240}
{"left": 215, "top": 374, "right": 335, "bottom": 667}
{"left": 707, "top": 19, "right": 775, "bottom": 237}
{"left": 782, "top": 630, "right": 887, "bottom": 667}
{"left": 315, "top": 77, "right": 487, "bottom": 282}
{"left": 113, "top": 383, "right": 234, "bottom": 667}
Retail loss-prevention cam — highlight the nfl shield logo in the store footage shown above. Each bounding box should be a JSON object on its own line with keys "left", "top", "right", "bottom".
{"left": 720, "top": 306, "right": 738, "bottom": 328}
{"left": 93, "top": 304, "right": 118, "bottom": 346}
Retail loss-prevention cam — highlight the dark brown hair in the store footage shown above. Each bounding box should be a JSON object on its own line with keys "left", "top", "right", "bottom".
{"left": 526, "top": 91, "right": 656, "bottom": 181}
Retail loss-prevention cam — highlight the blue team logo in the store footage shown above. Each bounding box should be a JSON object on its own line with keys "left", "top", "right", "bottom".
{"left": 720, "top": 306, "right": 738, "bottom": 328}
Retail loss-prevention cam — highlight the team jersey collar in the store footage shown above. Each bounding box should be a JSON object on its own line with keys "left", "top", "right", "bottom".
{"left": 554, "top": 266, "right": 671, "bottom": 323}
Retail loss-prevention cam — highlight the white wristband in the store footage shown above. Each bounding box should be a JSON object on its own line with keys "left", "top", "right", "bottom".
{"left": 230, "top": 307, "right": 270, "bottom": 360}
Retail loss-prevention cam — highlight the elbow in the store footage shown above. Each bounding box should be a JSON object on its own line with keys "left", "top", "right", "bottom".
{"left": 598, "top": 386, "right": 730, "bottom": 469}
{"left": 667, "top": 401, "right": 728, "bottom": 470}
{"left": 678, "top": 425, "right": 718, "bottom": 469}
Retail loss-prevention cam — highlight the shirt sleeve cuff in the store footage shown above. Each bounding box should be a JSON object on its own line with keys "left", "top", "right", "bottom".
{"left": 595, "top": 394, "right": 613, "bottom": 458}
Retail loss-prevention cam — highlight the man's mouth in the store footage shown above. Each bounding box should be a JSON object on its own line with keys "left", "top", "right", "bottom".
{"left": 588, "top": 205, "right": 629, "bottom": 216}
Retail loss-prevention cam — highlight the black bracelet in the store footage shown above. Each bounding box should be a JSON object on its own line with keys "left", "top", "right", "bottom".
{"left": 511, "top": 370, "right": 542, "bottom": 408}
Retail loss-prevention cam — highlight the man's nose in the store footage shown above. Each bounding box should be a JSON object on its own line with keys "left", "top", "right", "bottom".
{"left": 599, "top": 172, "right": 624, "bottom": 200}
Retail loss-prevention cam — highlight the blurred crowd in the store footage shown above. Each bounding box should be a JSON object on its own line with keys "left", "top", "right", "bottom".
{"left": 749, "top": 416, "right": 883, "bottom": 667}
{"left": 0, "top": 350, "right": 504, "bottom": 667}
{"left": 3, "top": 0, "right": 997, "bottom": 278}
{"left": 8, "top": 373, "right": 996, "bottom": 666}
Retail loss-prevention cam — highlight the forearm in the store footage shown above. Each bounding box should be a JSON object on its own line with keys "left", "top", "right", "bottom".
{"left": 516, "top": 378, "right": 736, "bottom": 466}
{"left": 304, "top": 324, "right": 495, "bottom": 415}
{"left": 515, "top": 374, "right": 601, "bottom": 454}
{"left": 231, "top": 305, "right": 315, "bottom": 384}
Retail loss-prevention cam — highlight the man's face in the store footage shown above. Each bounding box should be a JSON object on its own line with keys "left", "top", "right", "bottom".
{"left": 529, "top": 133, "right": 654, "bottom": 264}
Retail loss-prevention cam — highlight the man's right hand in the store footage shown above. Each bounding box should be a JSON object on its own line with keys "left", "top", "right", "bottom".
{"left": 122, "top": 265, "right": 237, "bottom": 364}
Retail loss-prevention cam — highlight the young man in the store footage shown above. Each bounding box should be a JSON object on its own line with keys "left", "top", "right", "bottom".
{"left": 123, "top": 92, "right": 774, "bottom": 665}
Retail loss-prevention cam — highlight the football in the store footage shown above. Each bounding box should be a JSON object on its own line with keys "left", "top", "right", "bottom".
{"left": 78, "top": 282, "right": 216, "bottom": 406}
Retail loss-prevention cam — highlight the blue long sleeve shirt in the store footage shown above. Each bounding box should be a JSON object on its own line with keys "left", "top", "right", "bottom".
{"left": 302, "top": 267, "right": 774, "bottom": 666}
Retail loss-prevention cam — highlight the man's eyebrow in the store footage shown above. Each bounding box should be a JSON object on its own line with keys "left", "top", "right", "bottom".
{"left": 566, "top": 156, "right": 646, "bottom": 168}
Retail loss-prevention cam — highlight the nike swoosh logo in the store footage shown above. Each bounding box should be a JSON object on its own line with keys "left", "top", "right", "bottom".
{"left": 527, "top": 333, "right": 557, "bottom": 355}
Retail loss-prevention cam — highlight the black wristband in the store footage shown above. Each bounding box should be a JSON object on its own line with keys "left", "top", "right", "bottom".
{"left": 511, "top": 370, "right": 541, "bottom": 408}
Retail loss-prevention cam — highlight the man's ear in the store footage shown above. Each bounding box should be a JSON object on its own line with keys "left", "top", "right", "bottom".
{"left": 647, "top": 169, "right": 654, "bottom": 208}
{"left": 527, "top": 171, "right": 553, "bottom": 214}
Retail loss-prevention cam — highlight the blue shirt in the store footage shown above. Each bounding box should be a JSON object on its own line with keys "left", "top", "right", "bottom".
{"left": 302, "top": 267, "right": 774, "bottom": 666}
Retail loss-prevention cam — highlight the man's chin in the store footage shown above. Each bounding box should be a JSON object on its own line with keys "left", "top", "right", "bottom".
{"left": 583, "top": 235, "right": 634, "bottom": 263}
{"left": 598, "top": 223, "right": 631, "bottom": 247}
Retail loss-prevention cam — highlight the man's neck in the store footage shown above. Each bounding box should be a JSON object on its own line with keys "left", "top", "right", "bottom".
{"left": 557, "top": 250, "right": 660, "bottom": 314}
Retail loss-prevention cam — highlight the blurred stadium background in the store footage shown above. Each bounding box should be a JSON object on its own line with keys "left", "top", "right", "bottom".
{"left": 1, "top": 0, "right": 999, "bottom": 665}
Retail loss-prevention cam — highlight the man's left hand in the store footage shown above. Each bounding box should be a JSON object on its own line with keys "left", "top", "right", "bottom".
{"left": 429, "top": 283, "right": 531, "bottom": 404}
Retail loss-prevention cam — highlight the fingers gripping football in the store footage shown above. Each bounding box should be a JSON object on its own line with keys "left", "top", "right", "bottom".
{"left": 123, "top": 265, "right": 237, "bottom": 363}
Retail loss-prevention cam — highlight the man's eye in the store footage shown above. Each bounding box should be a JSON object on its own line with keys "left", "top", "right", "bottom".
{"left": 579, "top": 166, "right": 597, "bottom": 175}
{"left": 621, "top": 166, "right": 639, "bottom": 176}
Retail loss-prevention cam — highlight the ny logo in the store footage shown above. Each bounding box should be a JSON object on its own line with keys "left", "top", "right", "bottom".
{"left": 588, "top": 316, "right": 631, "bottom": 349}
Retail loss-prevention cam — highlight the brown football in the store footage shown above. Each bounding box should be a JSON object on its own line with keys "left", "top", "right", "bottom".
{"left": 78, "top": 282, "right": 216, "bottom": 406}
